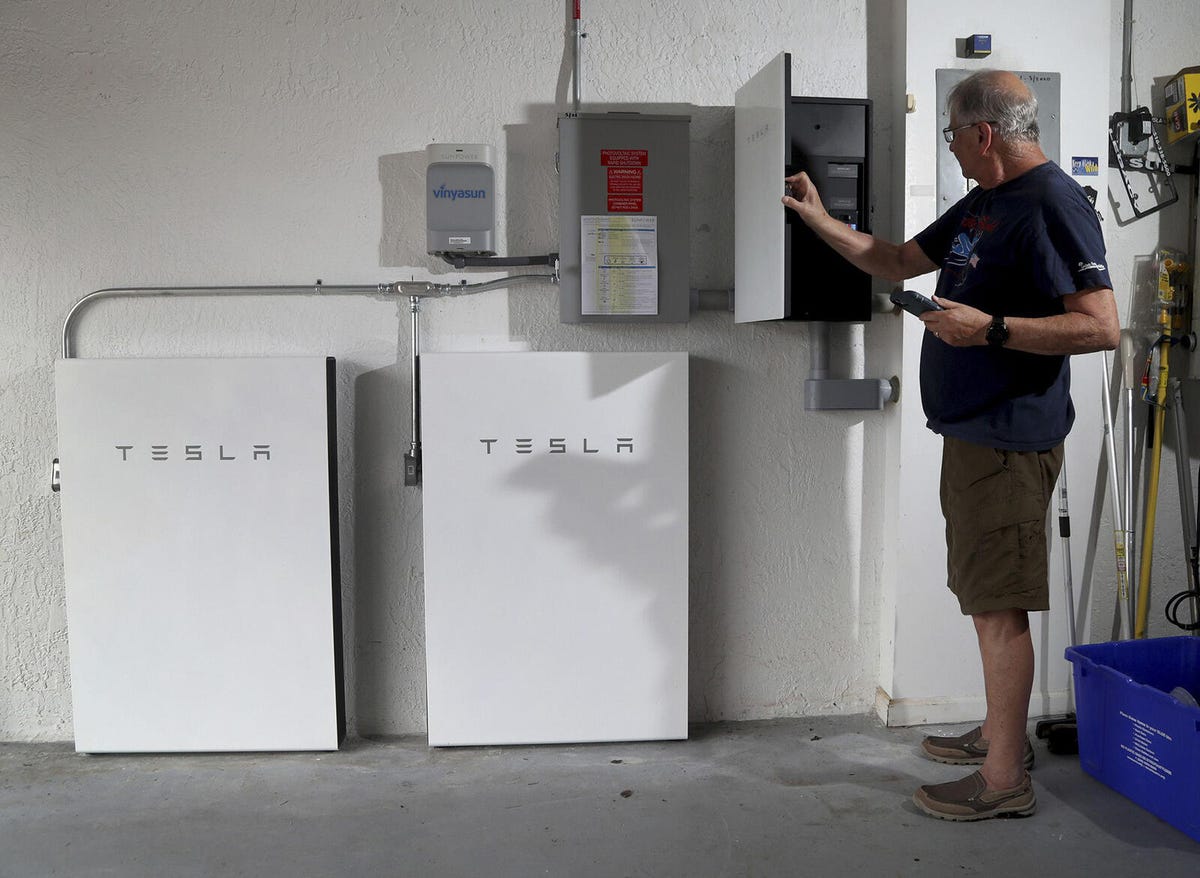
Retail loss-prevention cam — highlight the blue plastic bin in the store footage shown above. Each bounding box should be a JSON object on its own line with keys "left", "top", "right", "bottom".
{"left": 1065, "top": 636, "right": 1200, "bottom": 843}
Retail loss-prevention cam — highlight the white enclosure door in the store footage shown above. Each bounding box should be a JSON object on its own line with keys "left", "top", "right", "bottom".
{"left": 735, "top": 51, "right": 789, "bottom": 322}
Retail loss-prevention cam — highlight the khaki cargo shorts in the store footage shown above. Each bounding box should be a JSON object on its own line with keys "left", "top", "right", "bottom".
{"left": 940, "top": 436, "right": 1064, "bottom": 615}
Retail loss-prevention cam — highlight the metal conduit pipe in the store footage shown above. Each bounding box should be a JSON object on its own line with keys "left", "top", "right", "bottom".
{"left": 809, "top": 321, "right": 832, "bottom": 380}
{"left": 1121, "top": 0, "right": 1134, "bottom": 115}
{"left": 62, "top": 283, "right": 389, "bottom": 359}
{"left": 387, "top": 272, "right": 559, "bottom": 301}
{"left": 803, "top": 320, "right": 898, "bottom": 411}
{"left": 61, "top": 273, "right": 559, "bottom": 359}
{"left": 572, "top": 1, "right": 584, "bottom": 113}
{"left": 408, "top": 295, "right": 422, "bottom": 485}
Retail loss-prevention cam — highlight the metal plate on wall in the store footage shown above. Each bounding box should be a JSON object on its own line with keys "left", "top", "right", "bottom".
{"left": 935, "top": 69, "right": 1060, "bottom": 216}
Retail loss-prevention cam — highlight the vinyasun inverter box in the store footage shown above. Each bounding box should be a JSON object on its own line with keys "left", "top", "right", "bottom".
{"left": 1065, "top": 637, "right": 1200, "bottom": 842}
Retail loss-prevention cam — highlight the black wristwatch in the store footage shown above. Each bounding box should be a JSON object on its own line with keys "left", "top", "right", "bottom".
{"left": 986, "top": 315, "right": 1009, "bottom": 348}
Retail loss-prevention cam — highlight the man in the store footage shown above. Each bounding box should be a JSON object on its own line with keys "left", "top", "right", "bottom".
{"left": 782, "top": 69, "right": 1120, "bottom": 821}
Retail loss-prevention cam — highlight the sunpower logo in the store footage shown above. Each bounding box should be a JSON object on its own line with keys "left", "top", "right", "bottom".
{"left": 433, "top": 184, "right": 487, "bottom": 201}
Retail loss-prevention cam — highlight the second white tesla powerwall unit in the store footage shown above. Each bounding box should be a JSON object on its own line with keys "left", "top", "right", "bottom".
{"left": 421, "top": 352, "right": 688, "bottom": 746}
{"left": 54, "top": 357, "right": 344, "bottom": 753}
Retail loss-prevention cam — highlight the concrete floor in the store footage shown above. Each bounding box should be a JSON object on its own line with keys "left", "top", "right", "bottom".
{"left": 2, "top": 716, "right": 1197, "bottom": 877}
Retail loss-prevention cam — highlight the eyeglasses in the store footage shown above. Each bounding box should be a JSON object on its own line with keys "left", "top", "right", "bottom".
{"left": 942, "top": 120, "right": 998, "bottom": 143}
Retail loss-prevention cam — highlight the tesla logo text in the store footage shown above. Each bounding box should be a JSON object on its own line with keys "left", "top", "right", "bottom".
{"left": 479, "top": 438, "right": 634, "bottom": 455}
{"left": 114, "top": 444, "right": 272, "bottom": 461}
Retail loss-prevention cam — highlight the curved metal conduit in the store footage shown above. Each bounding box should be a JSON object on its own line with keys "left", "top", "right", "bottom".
{"left": 53, "top": 272, "right": 559, "bottom": 490}
{"left": 60, "top": 275, "right": 558, "bottom": 359}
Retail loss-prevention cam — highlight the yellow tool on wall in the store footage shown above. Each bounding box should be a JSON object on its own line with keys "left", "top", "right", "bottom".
{"left": 1134, "top": 250, "right": 1190, "bottom": 637}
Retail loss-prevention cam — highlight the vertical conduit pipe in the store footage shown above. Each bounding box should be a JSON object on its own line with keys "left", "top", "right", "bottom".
{"left": 410, "top": 295, "right": 422, "bottom": 469}
{"left": 572, "top": 1, "right": 583, "bottom": 113}
{"left": 809, "top": 322, "right": 831, "bottom": 380}
{"left": 1121, "top": 0, "right": 1134, "bottom": 115}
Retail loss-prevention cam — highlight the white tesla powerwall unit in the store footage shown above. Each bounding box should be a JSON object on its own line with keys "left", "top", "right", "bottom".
{"left": 54, "top": 357, "right": 344, "bottom": 753}
{"left": 421, "top": 352, "right": 688, "bottom": 746}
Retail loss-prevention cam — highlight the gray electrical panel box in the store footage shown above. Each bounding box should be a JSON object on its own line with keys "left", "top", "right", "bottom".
{"left": 558, "top": 113, "right": 691, "bottom": 323}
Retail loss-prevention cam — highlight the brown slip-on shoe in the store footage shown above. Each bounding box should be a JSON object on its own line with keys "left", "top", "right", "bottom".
{"left": 913, "top": 769, "right": 1036, "bottom": 821}
{"left": 921, "top": 725, "right": 1036, "bottom": 769}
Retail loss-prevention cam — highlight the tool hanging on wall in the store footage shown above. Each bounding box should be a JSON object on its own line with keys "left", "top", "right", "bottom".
{"left": 1163, "top": 379, "right": 1200, "bottom": 631}
{"left": 1164, "top": 459, "right": 1200, "bottom": 631}
{"left": 1108, "top": 108, "right": 1180, "bottom": 223}
{"left": 1134, "top": 250, "right": 1192, "bottom": 637}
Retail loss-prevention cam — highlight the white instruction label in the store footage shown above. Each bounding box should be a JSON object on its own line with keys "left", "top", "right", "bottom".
{"left": 1119, "top": 710, "right": 1174, "bottom": 780}
{"left": 580, "top": 215, "right": 658, "bottom": 316}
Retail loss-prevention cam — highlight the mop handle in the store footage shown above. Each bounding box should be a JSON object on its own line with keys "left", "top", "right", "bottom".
{"left": 1136, "top": 335, "right": 1171, "bottom": 638}
{"left": 1100, "top": 352, "right": 1130, "bottom": 626}
{"left": 1058, "top": 460, "right": 1077, "bottom": 648}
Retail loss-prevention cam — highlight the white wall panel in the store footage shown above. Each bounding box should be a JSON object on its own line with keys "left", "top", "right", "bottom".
{"left": 889, "top": 1, "right": 1113, "bottom": 725}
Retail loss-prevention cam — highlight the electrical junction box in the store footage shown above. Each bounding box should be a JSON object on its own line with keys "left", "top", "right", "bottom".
{"left": 965, "top": 34, "right": 992, "bottom": 58}
{"left": 1164, "top": 67, "right": 1200, "bottom": 145}
{"left": 734, "top": 52, "right": 872, "bottom": 323}
{"left": 558, "top": 112, "right": 691, "bottom": 323}
{"left": 426, "top": 143, "right": 496, "bottom": 257}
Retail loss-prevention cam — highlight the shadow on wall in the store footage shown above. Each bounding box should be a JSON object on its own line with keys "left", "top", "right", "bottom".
{"left": 379, "top": 151, "right": 463, "bottom": 274}
{"left": 489, "top": 355, "right": 687, "bottom": 737}
{"left": 351, "top": 358, "right": 426, "bottom": 736}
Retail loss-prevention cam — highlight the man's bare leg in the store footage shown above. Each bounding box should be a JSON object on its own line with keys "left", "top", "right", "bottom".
{"left": 974, "top": 608, "right": 1033, "bottom": 790}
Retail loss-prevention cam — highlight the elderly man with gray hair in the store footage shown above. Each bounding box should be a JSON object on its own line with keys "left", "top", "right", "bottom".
{"left": 783, "top": 69, "right": 1119, "bottom": 820}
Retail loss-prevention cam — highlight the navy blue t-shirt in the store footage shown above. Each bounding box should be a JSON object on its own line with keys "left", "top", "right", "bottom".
{"left": 913, "top": 162, "right": 1112, "bottom": 450}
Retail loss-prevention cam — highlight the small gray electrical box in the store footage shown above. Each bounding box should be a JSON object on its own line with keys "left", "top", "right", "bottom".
{"left": 426, "top": 143, "right": 496, "bottom": 257}
{"left": 558, "top": 113, "right": 691, "bottom": 323}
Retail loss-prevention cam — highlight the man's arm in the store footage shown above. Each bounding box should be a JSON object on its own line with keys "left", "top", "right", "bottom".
{"left": 782, "top": 171, "right": 936, "bottom": 282}
{"left": 921, "top": 287, "right": 1121, "bottom": 354}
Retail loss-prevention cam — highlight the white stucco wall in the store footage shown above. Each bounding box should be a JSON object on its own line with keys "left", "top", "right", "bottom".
{"left": 1, "top": 0, "right": 900, "bottom": 741}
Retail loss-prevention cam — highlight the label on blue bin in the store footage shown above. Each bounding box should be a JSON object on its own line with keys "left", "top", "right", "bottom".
{"left": 1120, "top": 710, "right": 1174, "bottom": 779}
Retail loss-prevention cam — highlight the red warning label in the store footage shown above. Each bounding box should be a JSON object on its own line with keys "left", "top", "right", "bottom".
{"left": 607, "top": 167, "right": 643, "bottom": 194}
{"left": 607, "top": 195, "right": 643, "bottom": 212}
{"left": 601, "top": 149, "right": 649, "bottom": 167}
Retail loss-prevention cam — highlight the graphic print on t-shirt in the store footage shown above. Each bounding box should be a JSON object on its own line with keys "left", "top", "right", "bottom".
{"left": 943, "top": 209, "right": 998, "bottom": 288}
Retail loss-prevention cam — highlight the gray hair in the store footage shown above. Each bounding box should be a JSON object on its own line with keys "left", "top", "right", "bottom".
{"left": 947, "top": 71, "right": 1040, "bottom": 143}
